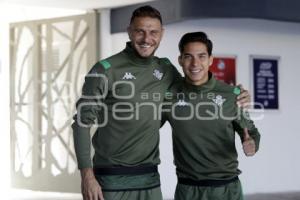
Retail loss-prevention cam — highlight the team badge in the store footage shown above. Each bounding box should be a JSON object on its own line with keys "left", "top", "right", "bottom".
{"left": 153, "top": 69, "right": 163, "bottom": 80}
{"left": 212, "top": 95, "right": 226, "bottom": 106}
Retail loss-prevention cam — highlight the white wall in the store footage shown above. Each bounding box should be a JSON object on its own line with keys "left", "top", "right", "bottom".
{"left": 111, "top": 18, "right": 300, "bottom": 198}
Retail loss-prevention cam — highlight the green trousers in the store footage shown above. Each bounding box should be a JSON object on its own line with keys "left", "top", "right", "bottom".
{"left": 175, "top": 179, "right": 244, "bottom": 200}
{"left": 103, "top": 187, "right": 163, "bottom": 200}
{"left": 95, "top": 172, "right": 162, "bottom": 200}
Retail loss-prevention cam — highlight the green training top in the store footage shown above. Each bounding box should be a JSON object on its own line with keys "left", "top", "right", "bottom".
{"left": 164, "top": 73, "right": 261, "bottom": 181}
{"left": 72, "top": 42, "right": 181, "bottom": 169}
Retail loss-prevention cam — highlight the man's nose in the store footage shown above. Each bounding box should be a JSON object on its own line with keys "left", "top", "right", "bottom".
{"left": 191, "top": 58, "right": 199, "bottom": 66}
{"left": 142, "top": 32, "right": 152, "bottom": 43}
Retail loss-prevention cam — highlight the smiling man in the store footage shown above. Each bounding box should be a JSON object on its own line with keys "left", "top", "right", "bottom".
{"left": 163, "top": 32, "right": 261, "bottom": 200}
{"left": 127, "top": 14, "right": 162, "bottom": 58}
{"left": 179, "top": 39, "right": 213, "bottom": 86}
{"left": 72, "top": 6, "right": 181, "bottom": 200}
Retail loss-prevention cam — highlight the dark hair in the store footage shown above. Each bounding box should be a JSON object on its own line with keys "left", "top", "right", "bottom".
{"left": 178, "top": 32, "right": 213, "bottom": 56}
{"left": 130, "top": 5, "right": 162, "bottom": 25}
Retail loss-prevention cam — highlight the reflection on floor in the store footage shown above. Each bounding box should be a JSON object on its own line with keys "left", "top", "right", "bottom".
{"left": 9, "top": 189, "right": 81, "bottom": 200}
{"left": 8, "top": 189, "right": 300, "bottom": 200}
{"left": 246, "top": 192, "right": 300, "bottom": 200}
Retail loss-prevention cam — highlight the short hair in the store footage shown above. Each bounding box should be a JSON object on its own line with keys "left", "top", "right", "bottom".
{"left": 130, "top": 5, "right": 162, "bottom": 25}
{"left": 178, "top": 32, "right": 213, "bottom": 56}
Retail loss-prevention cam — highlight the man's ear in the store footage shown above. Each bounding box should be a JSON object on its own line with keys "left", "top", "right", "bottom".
{"left": 209, "top": 55, "right": 214, "bottom": 66}
{"left": 127, "top": 26, "right": 131, "bottom": 39}
{"left": 161, "top": 27, "right": 165, "bottom": 38}
{"left": 178, "top": 55, "right": 183, "bottom": 67}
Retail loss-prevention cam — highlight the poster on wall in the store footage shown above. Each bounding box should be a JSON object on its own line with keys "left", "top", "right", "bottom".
{"left": 251, "top": 55, "right": 279, "bottom": 109}
{"left": 210, "top": 56, "right": 236, "bottom": 85}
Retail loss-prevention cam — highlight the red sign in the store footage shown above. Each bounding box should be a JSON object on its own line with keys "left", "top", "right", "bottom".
{"left": 210, "top": 57, "right": 236, "bottom": 85}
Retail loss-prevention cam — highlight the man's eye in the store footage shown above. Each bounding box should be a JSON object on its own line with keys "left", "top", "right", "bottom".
{"left": 199, "top": 55, "right": 208, "bottom": 59}
{"left": 151, "top": 31, "right": 159, "bottom": 36}
{"left": 135, "top": 30, "right": 143, "bottom": 34}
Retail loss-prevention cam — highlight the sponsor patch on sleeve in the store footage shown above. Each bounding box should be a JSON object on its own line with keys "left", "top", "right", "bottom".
{"left": 99, "top": 60, "right": 111, "bottom": 70}
{"left": 233, "top": 87, "right": 241, "bottom": 95}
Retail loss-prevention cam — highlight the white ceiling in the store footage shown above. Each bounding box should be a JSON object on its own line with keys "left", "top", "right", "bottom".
{"left": 0, "top": 0, "right": 156, "bottom": 10}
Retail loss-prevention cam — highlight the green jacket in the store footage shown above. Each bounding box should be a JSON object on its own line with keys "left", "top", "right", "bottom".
{"left": 164, "top": 73, "right": 260, "bottom": 181}
{"left": 72, "top": 42, "right": 181, "bottom": 169}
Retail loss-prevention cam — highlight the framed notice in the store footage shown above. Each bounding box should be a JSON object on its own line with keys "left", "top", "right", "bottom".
{"left": 251, "top": 55, "right": 279, "bottom": 109}
{"left": 210, "top": 56, "right": 236, "bottom": 85}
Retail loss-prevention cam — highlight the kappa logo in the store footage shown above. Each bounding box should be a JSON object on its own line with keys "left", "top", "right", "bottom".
{"left": 212, "top": 95, "right": 226, "bottom": 106}
{"left": 176, "top": 99, "right": 188, "bottom": 106}
{"left": 122, "top": 72, "right": 136, "bottom": 80}
{"left": 153, "top": 69, "right": 163, "bottom": 80}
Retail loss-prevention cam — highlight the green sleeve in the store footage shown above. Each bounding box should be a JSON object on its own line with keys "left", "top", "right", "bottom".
{"left": 72, "top": 62, "right": 108, "bottom": 169}
{"left": 159, "top": 58, "right": 181, "bottom": 128}
{"left": 160, "top": 57, "right": 183, "bottom": 85}
{"left": 161, "top": 89, "right": 175, "bottom": 128}
{"left": 172, "top": 66, "right": 182, "bottom": 83}
{"left": 233, "top": 108, "right": 261, "bottom": 152}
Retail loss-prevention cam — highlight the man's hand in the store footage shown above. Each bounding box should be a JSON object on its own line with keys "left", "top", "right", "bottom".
{"left": 81, "top": 168, "right": 104, "bottom": 200}
{"left": 242, "top": 128, "right": 256, "bottom": 156}
{"left": 236, "top": 84, "right": 251, "bottom": 109}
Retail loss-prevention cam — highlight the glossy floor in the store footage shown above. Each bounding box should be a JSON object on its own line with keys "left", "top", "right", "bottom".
{"left": 8, "top": 189, "right": 300, "bottom": 200}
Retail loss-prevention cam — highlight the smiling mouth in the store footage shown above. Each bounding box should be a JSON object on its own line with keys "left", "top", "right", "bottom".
{"left": 139, "top": 44, "right": 151, "bottom": 49}
{"left": 190, "top": 69, "right": 202, "bottom": 74}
